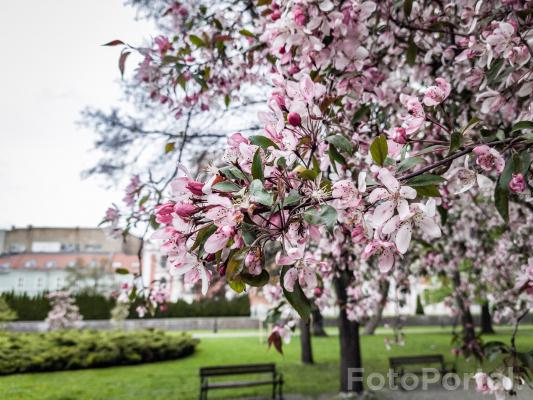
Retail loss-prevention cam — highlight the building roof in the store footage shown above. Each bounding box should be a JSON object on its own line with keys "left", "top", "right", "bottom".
{"left": 0, "top": 252, "right": 140, "bottom": 272}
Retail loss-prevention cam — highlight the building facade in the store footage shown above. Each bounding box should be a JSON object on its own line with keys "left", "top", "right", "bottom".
{"left": 0, "top": 226, "right": 192, "bottom": 301}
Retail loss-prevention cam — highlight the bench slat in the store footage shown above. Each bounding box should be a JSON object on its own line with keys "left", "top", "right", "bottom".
{"left": 200, "top": 363, "right": 276, "bottom": 377}
{"left": 389, "top": 355, "right": 444, "bottom": 367}
{"left": 205, "top": 379, "right": 281, "bottom": 389}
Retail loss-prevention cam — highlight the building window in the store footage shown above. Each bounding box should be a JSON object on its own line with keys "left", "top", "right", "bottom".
{"left": 85, "top": 244, "right": 102, "bottom": 251}
{"left": 45, "top": 260, "right": 57, "bottom": 269}
{"left": 37, "top": 277, "right": 43, "bottom": 290}
{"left": 112, "top": 262, "right": 122, "bottom": 268}
{"left": 24, "top": 259, "right": 37, "bottom": 268}
{"left": 17, "top": 277, "right": 24, "bottom": 289}
{"left": 56, "top": 277, "right": 63, "bottom": 289}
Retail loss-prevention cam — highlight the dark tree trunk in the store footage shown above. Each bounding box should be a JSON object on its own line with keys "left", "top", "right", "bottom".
{"left": 364, "top": 280, "right": 390, "bottom": 335}
{"left": 334, "top": 273, "right": 364, "bottom": 394}
{"left": 453, "top": 270, "right": 482, "bottom": 359}
{"left": 480, "top": 301, "right": 495, "bottom": 334}
{"left": 299, "top": 318, "right": 314, "bottom": 364}
{"left": 311, "top": 307, "right": 328, "bottom": 336}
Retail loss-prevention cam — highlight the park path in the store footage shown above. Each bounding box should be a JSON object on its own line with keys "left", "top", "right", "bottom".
{"left": 236, "top": 386, "right": 533, "bottom": 399}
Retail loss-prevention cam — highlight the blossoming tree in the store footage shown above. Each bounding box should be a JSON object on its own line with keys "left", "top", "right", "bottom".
{"left": 103, "top": 0, "right": 533, "bottom": 396}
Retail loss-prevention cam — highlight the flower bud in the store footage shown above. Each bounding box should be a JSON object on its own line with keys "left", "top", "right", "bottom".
{"left": 287, "top": 112, "right": 302, "bottom": 126}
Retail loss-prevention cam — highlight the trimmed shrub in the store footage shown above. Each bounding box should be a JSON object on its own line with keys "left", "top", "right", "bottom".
{"left": 0, "top": 330, "right": 198, "bottom": 375}
{"left": 1, "top": 292, "right": 250, "bottom": 321}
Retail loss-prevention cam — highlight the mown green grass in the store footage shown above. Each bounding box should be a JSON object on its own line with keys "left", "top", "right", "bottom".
{"left": 0, "top": 328, "right": 531, "bottom": 400}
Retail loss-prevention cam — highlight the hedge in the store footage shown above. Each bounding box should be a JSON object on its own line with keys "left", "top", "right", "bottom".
{"left": 0, "top": 330, "right": 198, "bottom": 375}
{"left": 1, "top": 292, "right": 250, "bottom": 321}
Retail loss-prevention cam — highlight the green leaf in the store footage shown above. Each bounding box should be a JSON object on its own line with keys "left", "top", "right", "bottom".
{"left": 280, "top": 266, "right": 311, "bottom": 322}
{"left": 511, "top": 120, "right": 533, "bottom": 133}
{"left": 486, "top": 59, "right": 504, "bottom": 83}
{"left": 404, "top": 0, "right": 413, "bottom": 17}
{"left": 193, "top": 75, "right": 208, "bottom": 91}
{"left": 397, "top": 157, "right": 425, "bottom": 173}
{"left": 406, "top": 35, "right": 417, "bottom": 66}
{"left": 115, "top": 268, "right": 130, "bottom": 275}
{"left": 149, "top": 215, "right": 160, "bottom": 230}
{"left": 249, "top": 135, "right": 279, "bottom": 149}
{"left": 498, "top": 154, "right": 522, "bottom": 190}
{"left": 449, "top": 131, "right": 462, "bottom": 154}
{"left": 139, "top": 195, "right": 149, "bottom": 206}
{"left": 241, "top": 270, "right": 270, "bottom": 287}
{"left": 239, "top": 29, "right": 255, "bottom": 38}
{"left": 282, "top": 190, "right": 301, "bottom": 207}
{"left": 415, "top": 185, "right": 441, "bottom": 197}
{"left": 416, "top": 145, "right": 447, "bottom": 155}
{"left": 328, "top": 144, "right": 347, "bottom": 165}
{"left": 327, "top": 134, "right": 353, "bottom": 154}
{"left": 212, "top": 181, "right": 241, "bottom": 193}
{"left": 249, "top": 179, "right": 273, "bottom": 207}
{"left": 224, "top": 94, "right": 230, "bottom": 108}
{"left": 251, "top": 148, "right": 264, "bottom": 181}
{"left": 189, "top": 34, "right": 206, "bottom": 47}
{"left": 219, "top": 166, "right": 248, "bottom": 181}
{"left": 165, "top": 142, "right": 175, "bottom": 153}
{"left": 494, "top": 182, "right": 509, "bottom": 223}
{"left": 228, "top": 278, "right": 246, "bottom": 293}
{"left": 520, "top": 150, "right": 531, "bottom": 176}
{"left": 303, "top": 205, "right": 337, "bottom": 229}
{"left": 461, "top": 117, "right": 480, "bottom": 135}
{"left": 226, "top": 254, "right": 244, "bottom": 281}
{"left": 190, "top": 225, "right": 217, "bottom": 252}
{"left": 407, "top": 174, "right": 446, "bottom": 187}
{"left": 298, "top": 168, "right": 318, "bottom": 180}
{"left": 370, "top": 135, "right": 388, "bottom": 166}
{"left": 351, "top": 104, "right": 370, "bottom": 126}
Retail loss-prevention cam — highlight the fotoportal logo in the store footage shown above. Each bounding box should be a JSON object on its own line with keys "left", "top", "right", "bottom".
{"left": 347, "top": 368, "right": 515, "bottom": 392}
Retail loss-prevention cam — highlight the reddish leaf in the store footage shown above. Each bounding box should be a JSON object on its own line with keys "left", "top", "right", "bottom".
{"left": 119, "top": 51, "right": 131, "bottom": 78}
{"left": 268, "top": 331, "right": 283, "bottom": 354}
{"left": 103, "top": 39, "right": 125, "bottom": 46}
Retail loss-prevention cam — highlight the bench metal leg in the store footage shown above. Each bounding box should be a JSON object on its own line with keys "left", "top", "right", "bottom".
{"left": 272, "top": 382, "right": 276, "bottom": 400}
{"left": 278, "top": 379, "right": 284, "bottom": 400}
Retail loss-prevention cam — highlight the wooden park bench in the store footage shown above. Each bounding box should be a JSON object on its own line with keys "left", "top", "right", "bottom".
{"left": 389, "top": 354, "right": 456, "bottom": 388}
{"left": 199, "top": 363, "right": 284, "bottom": 400}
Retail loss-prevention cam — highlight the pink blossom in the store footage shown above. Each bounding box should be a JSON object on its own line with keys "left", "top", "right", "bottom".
{"left": 245, "top": 251, "right": 262, "bottom": 275}
{"left": 382, "top": 199, "right": 441, "bottom": 254}
{"left": 388, "top": 127, "right": 408, "bottom": 144}
{"left": 399, "top": 94, "right": 425, "bottom": 135}
{"left": 423, "top": 78, "right": 451, "bottom": 106}
{"left": 154, "top": 35, "right": 173, "bottom": 56}
{"left": 332, "top": 180, "right": 361, "bottom": 209}
{"left": 368, "top": 168, "right": 417, "bottom": 228}
{"left": 136, "top": 305, "right": 147, "bottom": 318}
{"left": 293, "top": 7, "right": 307, "bottom": 27}
{"left": 204, "top": 225, "right": 234, "bottom": 254}
{"left": 174, "top": 203, "right": 198, "bottom": 218}
{"left": 155, "top": 202, "right": 175, "bottom": 224}
{"left": 508, "top": 173, "right": 526, "bottom": 192}
{"left": 283, "top": 265, "right": 317, "bottom": 292}
{"left": 473, "top": 145, "right": 505, "bottom": 173}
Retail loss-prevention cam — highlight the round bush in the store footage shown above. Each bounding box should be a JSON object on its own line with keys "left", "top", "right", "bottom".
{"left": 0, "top": 329, "right": 198, "bottom": 375}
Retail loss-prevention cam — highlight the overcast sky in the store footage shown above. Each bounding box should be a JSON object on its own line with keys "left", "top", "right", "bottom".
{"left": 0, "top": 1, "right": 153, "bottom": 229}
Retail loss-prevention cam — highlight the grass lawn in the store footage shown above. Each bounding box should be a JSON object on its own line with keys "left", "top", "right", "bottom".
{"left": 0, "top": 327, "right": 532, "bottom": 400}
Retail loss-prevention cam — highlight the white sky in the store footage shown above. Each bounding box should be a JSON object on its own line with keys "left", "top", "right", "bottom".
{"left": 0, "top": 1, "right": 153, "bottom": 229}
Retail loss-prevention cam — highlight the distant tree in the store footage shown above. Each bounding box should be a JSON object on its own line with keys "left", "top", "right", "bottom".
{"left": 46, "top": 291, "right": 82, "bottom": 330}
